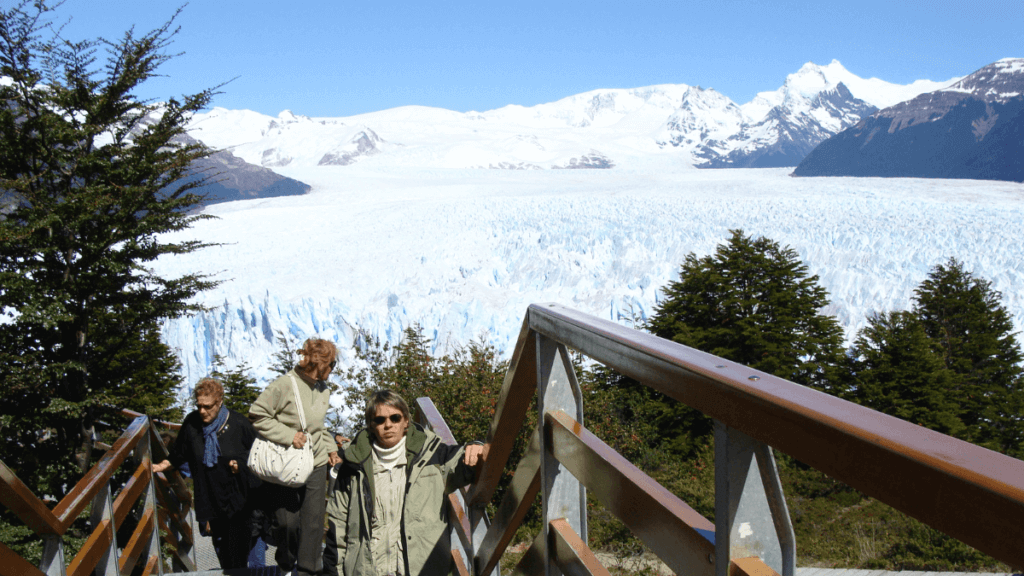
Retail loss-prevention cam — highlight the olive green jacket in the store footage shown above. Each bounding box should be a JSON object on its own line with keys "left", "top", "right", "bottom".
{"left": 324, "top": 424, "right": 477, "bottom": 576}
{"left": 248, "top": 369, "right": 333, "bottom": 467}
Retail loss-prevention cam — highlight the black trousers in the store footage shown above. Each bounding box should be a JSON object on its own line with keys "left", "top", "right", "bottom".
{"left": 206, "top": 510, "right": 253, "bottom": 570}
{"left": 267, "top": 465, "right": 328, "bottom": 576}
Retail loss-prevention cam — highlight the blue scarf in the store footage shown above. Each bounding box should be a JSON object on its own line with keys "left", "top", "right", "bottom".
{"left": 202, "top": 405, "right": 228, "bottom": 468}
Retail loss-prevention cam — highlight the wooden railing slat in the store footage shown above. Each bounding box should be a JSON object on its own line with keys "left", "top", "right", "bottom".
{"left": 0, "top": 460, "right": 63, "bottom": 535}
{"left": 66, "top": 518, "right": 112, "bottom": 576}
{"left": 510, "top": 528, "right": 546, "bottom": 576}
{"left": 138, "top": 554, "right": 159, "bottom": 576}
{"left": 451, "top": 548, "right": 472, "bottom": 576}
{"left": 121, "top": 408, "right": 181, "bottom": 431}
{"left": 468, "top": 314, "right": 538, "bottom": 506}
{"left": 476, "top": 429, "right": 541, "bottom": 576}
{"left": 549, "top": 518, "right": 612, "bottom": 576}
{"left": 0, "top": 539, "right": 47, "bottom": 576}
{"left": 157, "top": 509, "right": 196, "bottom": 573}
{"left": 730, "top": 556, "right": 782, "bottom": 576}
{"left": 112, "top": 463, "right": 149, "bottom": 529}
{"left": 416, "top": 397, "right": 459, "bottom": 446}
{"left": 117, "top": 507, "right": 154, "bottom": 576}
{"left": 547, "top": 409, "right": 716, "bottom": 576}
{"left": 447, "top": 492, "right": 473, "bottom": 556}
{"left": 529, "top": 302, "right": 1024, "bottom": 567}
{"left": 52, "top": 416, "right": 148, "bottom": 530}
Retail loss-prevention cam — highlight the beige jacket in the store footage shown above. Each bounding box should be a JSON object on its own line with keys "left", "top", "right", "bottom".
{"left": 249, "top": 369, "right": 333, "bottom": 467}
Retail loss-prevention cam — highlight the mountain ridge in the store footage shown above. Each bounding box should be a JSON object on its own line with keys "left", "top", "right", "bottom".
{"left": 793, "top": 58, "right": 1024, "bottom": 182}
{"left": 187, "top": 60, "right": 957, "bottom": 173}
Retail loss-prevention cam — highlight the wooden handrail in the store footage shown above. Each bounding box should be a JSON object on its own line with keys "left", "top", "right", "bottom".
{"left": 465, "top": 303, "right": 1024, "bottom": 573}
{"left": 521, "top": 303, "right": 1024, "bottom": 567}
{"left": 547, "top": 410, "right": 715, "bottom": 576}
{"left": 0, "top": 413, "right": 195, "bottom": 576}
{"left": 122, "top": 408, "right": 182, "bottom": 431}
{"left": 468, "top": 315, "right": 538, "bottom": 506}
{"left": 51, "top": 416, "right": 148, "bottom": 529}
{"left": 549, "top": 518, "right": 612, "bottom": 576}
{"left": 0, "top": 541, "right": 45, "bottom": 576}
{"left": 476, "top": 430, "right": 541, "bottom": 576}
{"left": 0, "top": 460, "right": 63, "bottom": 535}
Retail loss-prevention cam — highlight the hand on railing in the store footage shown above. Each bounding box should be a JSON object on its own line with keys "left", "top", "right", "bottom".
{"left": 152, "top": 460, "right": 172, "bottom": 474}
{"left": 464, "top": 443, "right": 487, "bottom": 467}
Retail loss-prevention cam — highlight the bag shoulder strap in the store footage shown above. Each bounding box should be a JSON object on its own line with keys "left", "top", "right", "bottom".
{"left": 287, "top": 371, "right": 309, "bottom": 433}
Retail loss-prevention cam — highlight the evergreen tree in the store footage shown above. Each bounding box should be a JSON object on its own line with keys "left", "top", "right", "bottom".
{"left": 210, "top": 356, "right": 261, "bottom": 415}
{"left": 269, "top": 330, "right": 300, "bottom": 375}
{"left": 646, "top": 230, "right": 846, "bottom": 454}
{"left": 0, "top": 2, "right": 217, "bottom": 495}
{"left": 913, "top": 258, "right": 1024, "bottom": 454}
{"left": 848, "top": 311, "right": 964, "bottom": 436}
{"left": 342, "top": 324, "right": 441, "bottom": 429}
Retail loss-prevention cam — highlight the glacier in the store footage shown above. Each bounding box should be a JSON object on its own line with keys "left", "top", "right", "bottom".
{"left": 153, "top": 164, "right": 1024, "bottom": 410}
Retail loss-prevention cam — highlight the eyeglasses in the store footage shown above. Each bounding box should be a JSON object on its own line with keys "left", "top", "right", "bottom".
{"left": 197, "top": 401, "right": 220, "bottom": 411}
{"left": 373, "top": 414, "right": 404, "bottom": 425}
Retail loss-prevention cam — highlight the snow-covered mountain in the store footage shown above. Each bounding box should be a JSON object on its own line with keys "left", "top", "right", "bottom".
{"left": 152, "top": 165, "right": 1024, "bottom": 415}
{"left": 795, "top": 58, "right": 1024, "bottom": 182}
{"left": 686, "top": 60, "right": 956, "bottom": 167}
{"left": 186, "top": 61, "right": 955, "bottom": 173}
{"left": 150, "top": 61, "right": 1024, "bottom": 412}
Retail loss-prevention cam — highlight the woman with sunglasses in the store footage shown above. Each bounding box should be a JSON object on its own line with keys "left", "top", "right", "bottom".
{"left": 323, "top": 389, "right": 485, "bottom": 576}
{"left": 250, "top": 338, "right": 342, "bottom": 576}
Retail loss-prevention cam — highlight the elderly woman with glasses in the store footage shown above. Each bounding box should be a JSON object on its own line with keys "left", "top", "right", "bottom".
{"left": 154, "top": 378, "right": 259, "bottom": 569}
{"left": 250, "top": 338, "right": 342, "bottom": 576}
{"left": 323, "top": 389, "right": 485, "bottom": 576}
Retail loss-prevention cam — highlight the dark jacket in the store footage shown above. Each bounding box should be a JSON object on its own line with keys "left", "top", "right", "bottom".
{"left": 324, "top": 423, "right": 476, "bottom": 576}
{"left": 168, "top": 408, "right": 259, "bottom": 523}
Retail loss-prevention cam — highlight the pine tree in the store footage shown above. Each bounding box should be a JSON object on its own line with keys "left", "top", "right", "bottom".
{"left": 848, "top": 311, "right": 964, "bottom": 436}
{"left": 646, "top": 230, "right": 846, "bottom": 455}
{"left": 210, "top": 356, "right": 261, "bottom": 415}
{"left": 913, "top": 258, "right": 1024, "bottom": 454}
{"left": 0, "top": 1, "right": 217, "bottom": 495}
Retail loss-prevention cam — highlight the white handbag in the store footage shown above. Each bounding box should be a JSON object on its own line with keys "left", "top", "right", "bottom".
{"left": 247, "top": 371, "right": 315, "bottom": 487}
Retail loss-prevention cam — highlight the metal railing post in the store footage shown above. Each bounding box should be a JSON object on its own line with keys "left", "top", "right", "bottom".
{"left": 714, "top": 421, "right": 795, "bottom": 576}
{"left": 39, "top": 535, "right": 66, "bottom": 576}
{"left": 470, "top": 502, "right": 498, "bottom": 576}
{"left": 536, "top": 333, "right": 586, "bottom": 576}
{"left": 89, "top": 478, "right": 120, "bottom": 576}
{"left": 140, "top": 423, "right": 164, "bottom": 575}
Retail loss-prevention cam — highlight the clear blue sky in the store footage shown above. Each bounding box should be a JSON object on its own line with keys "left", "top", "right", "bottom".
{"left": 51, "top": 0, "right": 1023, "bottom": 118}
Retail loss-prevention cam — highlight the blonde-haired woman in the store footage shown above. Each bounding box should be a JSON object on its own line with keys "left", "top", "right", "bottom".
{"left": 250, "top": 338, "right": 342, "bottom": 576}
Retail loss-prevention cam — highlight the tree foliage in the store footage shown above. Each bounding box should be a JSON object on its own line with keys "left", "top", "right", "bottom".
{"left": 0, "top": 1, "right": 217, "bottom": 497}
{"left": 645, "top": 229, "right": 846, "bottom": 454}
{"left": 342, "top": 325, "right": 508, "bottom": 445}
{"left": 210, "top": 355, "right": 261, "bottom": 415}
{"left": 913, "top": 259, "right": 1023, "bottom": 454}
{"left": 848, "top": 311, "right": 964, "bottom": 436}
{"left": 342, "top": 325, "right": 528, "bottom": 515}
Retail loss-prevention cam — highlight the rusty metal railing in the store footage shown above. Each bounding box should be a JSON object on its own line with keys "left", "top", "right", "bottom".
{"left": 0, "top": 412, "right": 196, "bottom": 576}
{"left": 417, "top": 303, "right": 1024, "bottom": 576}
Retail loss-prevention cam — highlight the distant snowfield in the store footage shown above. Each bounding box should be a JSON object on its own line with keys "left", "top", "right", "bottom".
{"left": 153, "top": 166, "right": 1024, "bottom": 402}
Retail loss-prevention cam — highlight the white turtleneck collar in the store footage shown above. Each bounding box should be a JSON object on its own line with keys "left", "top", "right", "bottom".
{"left": 372, "top": 436, "right": 407, "bottom": 471}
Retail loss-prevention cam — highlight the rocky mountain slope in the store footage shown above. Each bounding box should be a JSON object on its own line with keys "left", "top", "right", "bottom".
{"left": 793, "top": 58, "right": 1024, "bottom": 182}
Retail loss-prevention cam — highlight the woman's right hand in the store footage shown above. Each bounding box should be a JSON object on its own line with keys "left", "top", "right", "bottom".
{"left": 292, "top": 431, "right": 307, "bottom": 449}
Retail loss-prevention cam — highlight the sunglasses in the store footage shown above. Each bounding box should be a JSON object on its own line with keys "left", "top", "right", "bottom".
{"left": 373, "top": 414, "right": 404, "bottom": 425}
{"left": 197, "top": 401, "right": 220, "bottom": 411}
